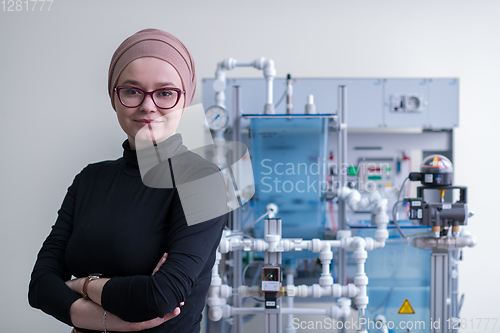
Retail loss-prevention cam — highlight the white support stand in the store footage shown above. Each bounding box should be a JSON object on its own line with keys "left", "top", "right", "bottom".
{"left": 284, "top": 269, "right": 296, "bottom": 333}
{"left": 264, "top": 218, "right": 282, "bottom": 333}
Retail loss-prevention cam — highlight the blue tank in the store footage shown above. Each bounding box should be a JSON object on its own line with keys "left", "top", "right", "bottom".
{"left": 249, "top": 116, "right": 329, "bottom": 261}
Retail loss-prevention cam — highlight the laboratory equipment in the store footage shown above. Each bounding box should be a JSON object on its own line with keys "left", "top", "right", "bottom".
{"left": 406, "top": 154, "right": 469, "bottom": 238}
{"left": 202, "top": 59, "right": 476, "bottom": 333}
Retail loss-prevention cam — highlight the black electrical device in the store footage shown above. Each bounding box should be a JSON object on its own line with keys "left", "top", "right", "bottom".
{"left": 404, "top": 198, "right": 424, "bottom": 220}
{"left": 405, "top": 155, "right": 469, "bottom": 233}
{"left": 262, "top": 266, "right": 281, "bottom": 309}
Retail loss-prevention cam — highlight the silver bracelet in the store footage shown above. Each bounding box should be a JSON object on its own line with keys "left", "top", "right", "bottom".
{"left": 103, "top": 310, "right": 108, "bottom": 333}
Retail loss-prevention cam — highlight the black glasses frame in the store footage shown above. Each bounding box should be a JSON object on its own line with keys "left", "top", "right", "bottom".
{"left": 114, "top": 85, "right": 186, "bottom": 109}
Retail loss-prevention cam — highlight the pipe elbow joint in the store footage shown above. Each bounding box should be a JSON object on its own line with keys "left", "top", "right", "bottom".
{"left": 263, "top": 59, "right": 276, "bottom": 77}
{"left": 373, "top": 199, "right": 388, "bottom": 214}
{"left": 347, "top": 191, "right": 362, "bottom": 211}
{"left": 467, "top": 235, "right": 477, "bottom": 248}
{"left": 375, "top": 229, "right": 389, "bottom": 243}
{"left": 218, "top": 238, "right": 230, "bottom": 254}
{"left": 352, "top": 237, "right": 366, "bottom": 251}
{"left": 338, "top": 297, "right": 352, "bottom": 317}
{"left": 252, "top": 57, "right": 266, "bottom": 70}
{"left": 222, "top": 58, "right": 237, "bottom": 70}
{"left": 208, "top": 306, "right": 223, "bottom": 321}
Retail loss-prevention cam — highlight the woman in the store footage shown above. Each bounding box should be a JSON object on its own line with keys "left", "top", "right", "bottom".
{"left": 28, "top": 29, "right": 228, "bottom": 333}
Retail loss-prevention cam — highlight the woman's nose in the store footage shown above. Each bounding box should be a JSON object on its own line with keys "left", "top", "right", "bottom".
{"left": 140, "top": 94, "right": 157, "bottom": 112}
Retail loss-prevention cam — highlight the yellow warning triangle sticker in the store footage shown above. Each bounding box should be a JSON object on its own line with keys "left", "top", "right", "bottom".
{"left": 398, "top": 299, "right": 415, "bottom": 314}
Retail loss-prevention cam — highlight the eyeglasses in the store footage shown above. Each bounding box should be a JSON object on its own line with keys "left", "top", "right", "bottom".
{"left": 114, "top": 86, "right": 186, "bottom": 109}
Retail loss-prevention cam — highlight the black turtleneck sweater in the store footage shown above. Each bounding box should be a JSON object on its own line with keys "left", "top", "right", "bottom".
{"left": 28, "top": 135, "right": 227, "bottom": 333}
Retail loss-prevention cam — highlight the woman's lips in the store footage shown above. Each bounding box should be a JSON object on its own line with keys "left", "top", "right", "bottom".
{"left": 135, "top": 120, "right": 163, "bottom": 126}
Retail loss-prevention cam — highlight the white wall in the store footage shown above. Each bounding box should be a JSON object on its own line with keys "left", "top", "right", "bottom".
{"left": 1, "top": 0, "right": 498, "bottom": 332}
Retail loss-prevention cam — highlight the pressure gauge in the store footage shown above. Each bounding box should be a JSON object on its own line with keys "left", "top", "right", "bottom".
{"left": 205, "top": 106, "right": 229, "bottom": 131}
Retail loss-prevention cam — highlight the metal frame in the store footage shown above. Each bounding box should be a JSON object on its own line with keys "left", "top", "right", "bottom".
{"left": 431, "top": 249, "right": 450, "bottom": 333}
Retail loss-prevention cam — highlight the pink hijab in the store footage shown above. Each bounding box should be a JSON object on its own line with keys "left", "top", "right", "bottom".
{"left": 108, "top": 28, "right": 196, "bottom": 109}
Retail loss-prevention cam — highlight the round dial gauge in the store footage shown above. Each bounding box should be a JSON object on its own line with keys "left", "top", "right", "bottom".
{"left": 205, "top": 106, "right": 229, "bottom": 131}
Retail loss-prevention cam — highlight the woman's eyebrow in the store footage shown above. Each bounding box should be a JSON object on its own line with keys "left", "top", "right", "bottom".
{"left": 156, "top": 82, "right": 175, "bottom": 87}
{"left": 121, "top": 80, "right": 142, "bottom": 86}
{"left": 120, "top": 80, "right": 176, "bottom": 88}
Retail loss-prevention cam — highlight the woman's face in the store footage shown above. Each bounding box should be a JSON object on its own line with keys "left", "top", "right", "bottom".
{"left": 114, "top": 57, "right": 185, "bottom": 149}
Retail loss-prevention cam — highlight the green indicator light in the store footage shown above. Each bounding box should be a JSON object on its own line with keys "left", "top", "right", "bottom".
{"left": 368, "top": 176, "right": 382, "bottom": 180}
{"left": 386, "top": 167, "right": 391, "bottom": 172}
{"left": 348, "top": 166, "right": 358, "bottom": 176}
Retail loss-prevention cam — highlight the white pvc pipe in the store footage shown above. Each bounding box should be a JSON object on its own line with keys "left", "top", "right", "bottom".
{"left": 214, "top": 57, "right": 276, "bottom": 114}
{"left": 337, "top": 187, "right": 389, "bottom": 244}
{"left": 214, "top": 224, "right": 385, "bottom": 325}
{"left": 328, "top": 240, "right": 342, "bottom": 248}
{"left": 318, "top": 244, "right": 334, "bottom": 287}
{"left": 208, "top": 250, "right": 223, "bottom": 321}
{"left": 282, "top": 308, "right": 327, "bottom": 315}
{"left": 352, "top": 238, "right": 369, "bottom": 330}
{"left": 234, "top": 61, "right": 253, "bottom": 67}
{"left": 266, "top": 75, "right": 274, "bottom": 105}
{"left": 231, "top": 307, "right": 265, "bottom": 315}
{"left": 227, "top": 304, "right": 349, "bottom": 319}
{"left": 285, "top": 271, "right": 296, "bottom": 333}
{"left": 322, "top": 262, "right": 329, "bottom": 275}
{"left": 229, "top": 306, "right": 327, "bottom": 316}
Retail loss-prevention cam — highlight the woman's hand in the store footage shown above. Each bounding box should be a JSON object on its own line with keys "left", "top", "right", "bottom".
{"left": 68, "top": 252, "right": 184, "bottom": 331}
{"left": 66, "top": 277, "right": 85, "bottom": 295}
{"left": 70, "top": 298, "right": 182, "bottom": 332}
{"left": 127, "top": 306, "right": 182, "bottom": 331}
{"left": 152, "top": 252, "right": 168, "bottom": 275}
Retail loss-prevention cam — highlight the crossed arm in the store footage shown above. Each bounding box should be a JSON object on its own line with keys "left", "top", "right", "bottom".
{"left": 65, "top": 253, "right": 183, "bottom": 332}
